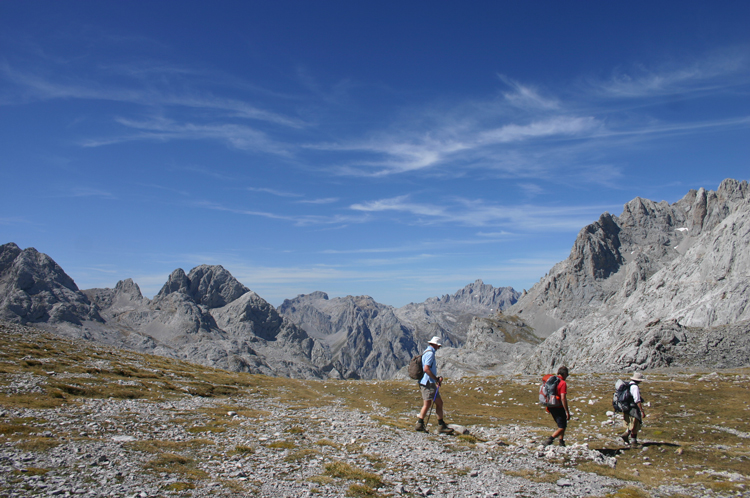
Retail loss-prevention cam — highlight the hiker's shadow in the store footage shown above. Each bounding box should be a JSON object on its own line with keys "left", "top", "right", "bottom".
{"left": 592, "top": 442, "right": 681, "bottom": 457}
{"left": 642, "top": 441, "right": 680, "bottom": 448}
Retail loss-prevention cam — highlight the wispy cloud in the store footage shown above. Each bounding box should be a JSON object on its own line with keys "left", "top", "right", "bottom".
{"left": 193, "top": 200, "right": 367, "bottom": 227}
{"left": 297, "top": 197, "right": 339, "bottom": 205}
{"left": 0, "top": 216, "right": 32, "bottom": 226}
{"left": 588, "top": 50, "right": 749, "bottom": 99}
{"left": 350, "top": 195, "right": 615, "bottom": 231}
{"left": 81, "top": 116, "right": 292, "bottom": 156}
{"left": 498, "top": 74, "right": 560, "bottom": 110}
{"left": 313, "top": 115, "right": 602, "bottom": 177}
{"left": 64, "top": 187, "right": 116, "bottom": 199}
{"left": 247, "top": 187, "right": 303, "bottom": 198}
{"left": 0, "top": 62, "right": 306, "bottom": 128}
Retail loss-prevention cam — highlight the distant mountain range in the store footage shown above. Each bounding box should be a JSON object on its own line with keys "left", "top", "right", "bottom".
{"left": 0, "top": 241, "right": 518, "bottom": 379}
{"left": 1, "top": 178, "right": 748, "bottom": 376}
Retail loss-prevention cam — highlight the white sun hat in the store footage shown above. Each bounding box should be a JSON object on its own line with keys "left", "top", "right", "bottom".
{"left": 428, "top": 336, "right": 442, "bottom": 346}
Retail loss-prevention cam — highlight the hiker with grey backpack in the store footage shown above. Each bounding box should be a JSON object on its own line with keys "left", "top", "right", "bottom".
{"left": 411, "top": 337, "right": 453, "bottom": 434}
{"left": 612, "top": 372, "right": 646, "bottom": 448}
{"left": 539, "top": 366, "right": 571, "bottom": 447}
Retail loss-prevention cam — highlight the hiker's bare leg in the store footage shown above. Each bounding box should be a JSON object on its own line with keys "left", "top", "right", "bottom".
{"left": 434, "top": 397, "right": 444, "bottom": 419}
{"left": 552, "top": 428, "right": 565, "bottom": 439}
{"left": 419, "top": 400, "right": 431, "bottom": 419}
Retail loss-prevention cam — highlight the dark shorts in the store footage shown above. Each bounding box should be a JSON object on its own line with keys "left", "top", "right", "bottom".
{"left": 549, "top": 407, "right": 567, "bottom": 429}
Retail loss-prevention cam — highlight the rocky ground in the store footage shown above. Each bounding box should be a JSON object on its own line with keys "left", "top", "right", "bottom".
{"left": 1, "top": 322, "right": 747, "bottom": 497}
{"left": 0, "top": 394, "right": 671, "bottom": 498}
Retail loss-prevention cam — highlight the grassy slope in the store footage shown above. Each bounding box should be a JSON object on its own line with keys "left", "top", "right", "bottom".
{"left": 1, "top": 322, "right": 748, "bottom": 496}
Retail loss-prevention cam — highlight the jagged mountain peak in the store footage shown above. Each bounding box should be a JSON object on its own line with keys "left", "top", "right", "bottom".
{"left": 0, "top": 243, "right": 100, "bottom": 325}
{"left": 514, "top": 178, "right": 750, "bottom": 372}
{"left": 423, "top": 279, "right": 519, "bottom": 310}
{"left": 155, "top": 264, "right": 249, "bottom": 308}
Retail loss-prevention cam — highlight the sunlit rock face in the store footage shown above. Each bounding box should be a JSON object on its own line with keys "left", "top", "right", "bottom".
{"left": 278, "top": 280, "right": 522, "bottom": 380}
{"left": 0, "top": 243, "right": 102, "bottom": 326}
{"left": 515, "top": 179, "right": 750, "bottom": 373}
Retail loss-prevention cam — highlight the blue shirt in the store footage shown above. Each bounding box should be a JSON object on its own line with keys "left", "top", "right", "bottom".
{"left": 420, "top": 345, "right": 437, "bottom": 386}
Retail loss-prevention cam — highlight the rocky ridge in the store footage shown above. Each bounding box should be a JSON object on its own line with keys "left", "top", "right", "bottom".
{"left": 0, "top": 245, "right": 332, "bottom": 379}
{"left": 0, "top": 242, "right": 525, "bottom": 380}
{"left": 278, "top": 293, "right": 418, "bottom": 379}
{"left": 278, "top": 280, "right": 523, "bottom": 379}
{"left": 514, "top": 179, "right": 750, "bottom": 372}
{"left": 394, "top": 279, "right": 520, "bottom": 346}
{"left": 438, "top": 312, "right": 544, "bottom": 378}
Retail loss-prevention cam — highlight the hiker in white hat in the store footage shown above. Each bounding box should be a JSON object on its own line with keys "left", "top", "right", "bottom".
{"left": 620, "top": 372, "right": 646, "bottom": 448}
{"left": 415, "top": 336, "right": 453, "bottom": 434}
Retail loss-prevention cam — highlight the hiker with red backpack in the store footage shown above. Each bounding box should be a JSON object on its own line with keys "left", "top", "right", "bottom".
{"left": 414, "top": 337, "right": 453, "bottom": 434}
{"left": 540, "top": 366, "right": 571, "bottom": 447}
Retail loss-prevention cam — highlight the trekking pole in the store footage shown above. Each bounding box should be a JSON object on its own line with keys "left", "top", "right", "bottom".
{"left": 424, "top": 384, "right": 439, "bottom": 428}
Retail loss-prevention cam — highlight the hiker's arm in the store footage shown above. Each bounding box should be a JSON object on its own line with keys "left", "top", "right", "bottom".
{"left": 561, "top": 393, "right": 570, "bottom": 420}
{"left": 423, "top": 364, "right": 441, "bottom": 385}
{"left": 637, "top": 401, "right": 645, "bottom": 418}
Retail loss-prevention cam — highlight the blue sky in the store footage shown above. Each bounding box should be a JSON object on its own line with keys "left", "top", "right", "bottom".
{"left": 1, "top": 1, "right": 749, "bottom": 307}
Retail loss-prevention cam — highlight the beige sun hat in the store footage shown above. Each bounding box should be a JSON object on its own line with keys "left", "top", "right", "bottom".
{"left": 428, "top": 336, "right": 442, "bottom": 346}
{"left": 630, "top": 372, "right": 645, "bottom": 382}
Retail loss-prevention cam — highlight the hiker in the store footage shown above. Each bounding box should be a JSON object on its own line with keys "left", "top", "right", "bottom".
{"left": 542, "top": 366, "right": 571, "bottom": 447}
{"left": 620, "top": 372, "right": 646, "bottom": 448}
{"left": 415, "top": 336, "right": 452, "bottom": 434}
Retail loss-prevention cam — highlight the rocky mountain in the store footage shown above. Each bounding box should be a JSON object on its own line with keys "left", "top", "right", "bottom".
{"left": 278, "top": 280, "right": 523, "bottom": 379}
{"left": 0, "top": 243, "right": 102, "bottom": 326}
{"left": 437, "top": 311, "right": 543, "bottom": 378}
{"left": 0, "top": 241, "right": 526, "bottom": 380}
{"left": 5, "top": 179, "right": 745, "bottom": 379}
{"left": 394, "top": 279, "right": 520, "bottom": 345}
{"left": 0, "top": 244, "right": 332, "bottom": 379}
{"left": 278, "top": 293, "right": 417, "bottom": 379}
{"left": 512, "top": 178, "right": 750, "bottom": 373}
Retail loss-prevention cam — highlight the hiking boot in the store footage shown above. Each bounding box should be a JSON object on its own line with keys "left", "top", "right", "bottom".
{"left": 619, "top": 430, "right": 630, "bottom": 444}
{"left": 630, "top": 439, "right": 640, "bottom": 449}
{"left": 542, "top": 436, "right": 555, "bottom": 446}
{"left": 558, "top": 440, "right": 566, "bottom": 447}
{"left": 415, "top": 418, "right": 426, "bottom": 432}
{"left": 437, "top": 420, "right": 454, "bottom": 434}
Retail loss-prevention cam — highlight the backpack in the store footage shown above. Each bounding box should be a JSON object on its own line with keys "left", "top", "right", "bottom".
{"left": 408, "top": 353, "right": 423, "bottom": 380}
{"left": 612, "top": 379, "right": 634, "bottom": 412}
{"left": 538, "top": 374, "right": 562, "bottom": 407}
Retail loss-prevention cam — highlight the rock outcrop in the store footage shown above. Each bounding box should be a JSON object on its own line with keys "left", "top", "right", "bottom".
{"left": 395, "top": 280, "right": 520, "bottom": 345}
{"left": 438, "top": 312, "right": 543, "bottom": 378}
{"left": 0, "top": 243, "right": 102, "bottom": 326}
{"left": 279, "top": 292, "right": 417, "bottom": 379}
{"left": 0, "top": 243, "right": 331, "bottom": 378}
{"left": 516, "top": 179, "right": 750, "bottom": 373}
{"left": 278, "top": 280, "right": 523, "bottom": 379}
{"left": 83, "top": 266, "right": 332, "bottom": 378}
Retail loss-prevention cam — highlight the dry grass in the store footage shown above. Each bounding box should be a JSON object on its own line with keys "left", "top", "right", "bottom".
{"left": 346, "top": 483, "right": 382, "bottom": 497}
{"left": 505, "top": 468, "right": 566, "bottom": 484}
{"left": 125, "top": 438, "right": 215, "bottom": 454}
{"left": 15, "top": 436, "right": 60, "bottom": 452}
{"left": 322, "top": 461, "right": 383, "bottom": 488}
{"left": 232, "top": 444, "right": 255, "bottom": 455}
{"left": 602, "top": 486, "right": 652, "bottom": 498}
{"left": 144, "top": 452, "right": 208, "bottom": 479}
{"left": 267, "top": 440, "right": 296, "bottom": 450}
{"left": 284, "top": 448, "right": 321, "bottom": 462}
{"left": 2, "top": 323, "right": 748, "bottom": 495}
